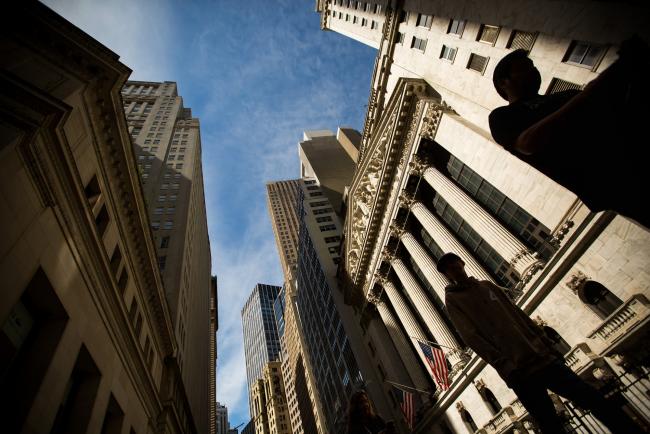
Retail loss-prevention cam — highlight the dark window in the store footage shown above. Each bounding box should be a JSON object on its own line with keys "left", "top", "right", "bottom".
{"left": 459, "top": 408, "right": 478, "bottom": 433}
{"left": 117, "top": 269, "right": 128, "bottom": 294}
{"left": 416, "top": 13, "right": 433, "bottom": 28}
{"left": 50, "top": 345, "right": 101, "bottom": 434}
{"left": 546, "top": 77, "right": 583, "bottom": 95}
{"left": 477, "top": 24, "right": 500, "bottom": 45}
{"left": 564, "top": 41, "right": 606, "bottom": 68}
{"left": 440, "top": 45, "right": 457, "bottom": 62}
{"left": 448, "top": 19, "right": 465, "bottom": 36}
{"left": 100, "top": 394, "right": 125, "bottom": 434}
{"left": 577, "top": 281, "right": 623, "bottom": 320}
{"left": 109, "top": 245, "right": 122, "bottom": 276}
{"left": 507, "top": 30, "right": 537, "bottom": 51}
{"left": 84, "top": 175, "right": 101, "bottom": 207}
{"left": 160, "top": 236, "right": 170, "bottom": 249}
{"left": 411, "top": 37, "right": 427, "bottom": 52}
{"left": 95, "top": 205, "right": 110, "bottom": 237}
{"left": 467, "top": 53, "right": 489, "bottom": 73}
{"left": 0, "top": 268, "right": 69, "bottom": 432}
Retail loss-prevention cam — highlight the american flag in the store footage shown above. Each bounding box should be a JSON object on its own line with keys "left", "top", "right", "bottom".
{"left": 418, "top": 339, "right": 450, "bottom": 390}
{"left": 392, "top": 385, "right": 415, "bottom": 430}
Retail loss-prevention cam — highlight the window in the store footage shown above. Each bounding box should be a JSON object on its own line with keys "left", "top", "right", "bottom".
{"left": 448, "top": 19, "right": 465, "bottom": 36}
{"left": 151, "top": 147, "right": 158, "bottom": 152}
{"left": 440, "top": 45, "right": 457, "bottom": 62}
{"left": 328, "top": 246, "right": 339, "bottom": 254}
{"left": 169, "top": 195, "right": 177, "bottom": 201}
{"left": 546, "top": 78, "right": 582, "bottom": 95}
{"left": 324, "top": 236, "right": 341, "bottom": 243}
{"left": 397, "top": 32, "right": 405, "bottom": 45}
{"left": 319, "top": 224, "right": 336, "bottom": 232}
{"left": 467, "top": 53, "right": 489, "bottom": 73}
{"left": 166, "top": 207, "right": 175, "bottom": 214}
{"left": 345, "top": 14, "right": 349, "bottom": 21}
{"left": 152, "top": 221, "right": 160, "bottom": 231}
{"left": 171, "top": 183, "right": 180, "bottom": 189}
{"left": 316, "top": 216, "right": 333, "bottom": 223}
{"left": 477, "top": 24, "right": 500, "bottom": 45}
{"left": 310, "top": 201, "right": 328, "bottom": 207}
{"left": 161, "top": 184, "right": 169, "bottom": 190}
{"left": 411, "top": 37, "right": 427, "bottom": 52}
{"left": 154, "top": 207, "right": 163, "bottom": 215}
{"left": 160, "top": 236, "right": 170, "bottom": 248}
{"left": 163, "top": 221, "right": 173, "bottom": 230}
{"left": 353, "top": 16, "right": 358, "bottom": 24}
{"left": 416, "top": 13, "right": 433, "bottom": 28}
{"left": 507, "top": 30, "right": 537, "bottom": 51}
{"left": 564, "top": 41, "right": 606, "bottom": 68}
{"left": 177, "top": 154, "right": 184, "bottom": 160}
{"left": 371, "top": 20, "right": 378, "bottom": 29}
{"left": 158, "top": 256, "right": 166, "bottom": 271}
{"left": 176, "top": 163, "right": 183, "bottom": 169}
{"left": 313, "top": 208, "right": 334, "bottom": 215}
{"left": 309, "top": 191, "right": 323, "bottom": 197}
{"left": 576, "top": 280, "right": 623, "bottom": 320}
{"left": 168, "top": 154, "right": 175, "bottom": 160}
{"left": 158, "top": 195, "right": 166, "bottom": 202}
{"left": 361, "top": 18, "right": 367, "bottom": 26}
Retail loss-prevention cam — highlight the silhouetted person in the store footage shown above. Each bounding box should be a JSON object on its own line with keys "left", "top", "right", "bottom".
{"left": 346, "top": 390, "right": 396, "bottom": 434}
{"left": 438, "top": 252, "right": 642, "bottom": 434}
{"left": 489, "top": 39, "right": 650, "bottom": 229}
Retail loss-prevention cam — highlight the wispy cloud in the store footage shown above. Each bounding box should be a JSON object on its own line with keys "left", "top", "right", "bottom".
{"left": 42, "top": 0, "right": 376, "bottom": 426}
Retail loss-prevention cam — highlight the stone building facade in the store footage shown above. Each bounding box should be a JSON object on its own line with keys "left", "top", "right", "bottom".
{"left": 0, "top": 3, "right": 198, "bottom": 433}
{"left": 316, "top": 1, "right": 650, "bottom": 433}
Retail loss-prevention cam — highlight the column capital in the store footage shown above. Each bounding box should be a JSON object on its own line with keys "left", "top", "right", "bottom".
{"left": 390, "top": 223, "right": 406, "bottom": 238}
{"left": 398, "top": 191, "right": 415, "bottom": 209}
{"left": 367, "top": 285, "right": 382, "bottom": 305}
{"left": 381, "top": 246, "right": 396, "bottom": 262}
{"left": 409, "top": 155, "right": 430, "bottom": 175}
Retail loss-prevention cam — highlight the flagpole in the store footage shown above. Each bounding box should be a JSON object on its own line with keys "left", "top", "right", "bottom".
{"left": 410, "top": 336, "right": 457, "bottom": 351}
{"left": 385, "top": 379, "right": 432, "bottom": 395}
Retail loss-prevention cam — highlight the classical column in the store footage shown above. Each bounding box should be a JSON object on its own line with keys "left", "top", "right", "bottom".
{"left": 393, "top": 227, "right": 448, "bottom": 301}
{"left": 403, "top": 195, "right": 494, "bottom": 283}
{"left": 389, "top": 257, "right": 464, "bottom": 368}
{"left": 417, "top": 162, "right": 540, "bottom": 276}
{"left": 379, "top": 277, "right": 439, "bottom": 383}
{"left": 375, "top": 300, "right": 431, "bottom": 391}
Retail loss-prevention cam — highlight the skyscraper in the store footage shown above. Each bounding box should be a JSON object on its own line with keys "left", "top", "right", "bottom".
{"left": 317, "top": 1, "right": 650, "bottom": 433}
{"left": 216, "top": 402, "right": 229, "bottom": 434}
{"left": 241, "top": 284, "right": 282, "bottom": 408}
{"left": 121, "top": 80, "right": 212, "bottom": 433}
{"left": 210, "top": 276, "right": 219, "bottom": 434}
{"left": 266, "top": 180, "right": 301, "bottom": 276}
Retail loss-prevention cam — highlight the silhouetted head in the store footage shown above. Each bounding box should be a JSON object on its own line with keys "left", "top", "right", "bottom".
{"left": 437, "top": 253, "right": 468, "bottom": 283}
{"left": 348, "top": 390, "right": 374, "bottom": 420}
{"left": 493, "top": 49, "right": 541, "bottom": 102}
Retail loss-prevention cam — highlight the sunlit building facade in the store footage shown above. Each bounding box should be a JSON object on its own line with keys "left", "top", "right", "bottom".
{"left": 317, "top": 1, "right": 650, "bottom": 433}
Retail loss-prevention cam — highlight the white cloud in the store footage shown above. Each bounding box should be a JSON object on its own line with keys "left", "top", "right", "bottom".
{"left": 42, "top": 0, "right": 176, "bottom": 81}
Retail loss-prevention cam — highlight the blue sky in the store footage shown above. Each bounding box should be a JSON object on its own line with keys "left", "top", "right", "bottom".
{"left": 43, "top": 0, "right": 376, "bottom": 427}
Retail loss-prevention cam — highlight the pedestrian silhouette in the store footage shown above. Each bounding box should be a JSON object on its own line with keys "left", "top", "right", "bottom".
{"left": 438, "top": 252, "right": 642, "bottom": 433}
{"left": 346, "top": 390, "right": 397, "bottom": 434}
{"left": 489, "top": 39, "right": 650, "bottom": 229}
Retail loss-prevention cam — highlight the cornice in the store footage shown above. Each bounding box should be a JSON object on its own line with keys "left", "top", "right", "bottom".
{"left": 345, "top": 78, "right": 437, "bottom": 297}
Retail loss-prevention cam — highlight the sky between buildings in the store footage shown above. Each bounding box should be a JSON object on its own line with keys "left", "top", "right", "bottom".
{"left": 42, "top": 0, "right": 376, "bottom": 427}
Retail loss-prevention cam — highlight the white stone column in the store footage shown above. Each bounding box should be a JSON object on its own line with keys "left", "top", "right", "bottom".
{"left": 408, "top": 199, "right": 494, "bottom": 282}
{"left": 380, "top": 279, "right": 438, "bottom": 382}
{"left": 390, "top": 258, "right": 463, "bottom": 368}
{"left": 396, "top": 229, "right": 448, "bottom": 301}
{"left": 376, "top": 301, "right": 430, "bottom": 391}
{"left": 421, "top": 165, "right": 539, "bottom": 276}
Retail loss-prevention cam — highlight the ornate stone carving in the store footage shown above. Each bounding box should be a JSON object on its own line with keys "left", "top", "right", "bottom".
{"left": 398, "top": 191, "right": 415, "bottom": 209}
{"left": 565, "top": 270, "right": 590, "bottom": 293}
{"left": 420, "top": 102, "right": 448, "bottom": 140}
{"left": 455, "top": 401, "right": 466, "bottom": 412}
{"left": 409, "top": 154, "right": 428, "bottom": 176}
{"left": 549, "top": 219, "right": 575, "bottom": 249}
{"left": 474, "top": 378, "right": 486, "bottom": 391}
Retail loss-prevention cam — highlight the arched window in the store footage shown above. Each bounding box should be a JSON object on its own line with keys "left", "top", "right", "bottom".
{"left": 475, "top": 379, "right": 502, "bottom": 415}
{"left": 577, "top": 280, "right": 623, "bottom": 319}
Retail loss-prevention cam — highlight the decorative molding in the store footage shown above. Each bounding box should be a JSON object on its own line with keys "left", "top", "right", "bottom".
{"left": 549, "top": 219, "right": 575, "bottom": 249}
{"left": 565, "top": 270, "right": 590, "bottom": 293}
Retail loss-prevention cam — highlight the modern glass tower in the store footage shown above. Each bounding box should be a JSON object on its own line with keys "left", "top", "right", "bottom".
{"left": 241, "top": 283, "right": 282, "bottom": 411}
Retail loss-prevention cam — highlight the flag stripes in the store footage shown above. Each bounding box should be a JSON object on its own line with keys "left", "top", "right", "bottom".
{"left": 392, "top": 385, "right": 415, "bottom": 430}
{"left": 417, "top": 339, "right": 450, "bottom": 390}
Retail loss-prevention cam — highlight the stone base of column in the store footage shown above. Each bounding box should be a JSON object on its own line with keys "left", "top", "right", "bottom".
{"left": 448, "top": 348, "right": 472, "bottom": 382}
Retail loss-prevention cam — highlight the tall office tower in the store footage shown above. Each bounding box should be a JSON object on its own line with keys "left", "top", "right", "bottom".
{"left": 317, "top": 1, "right": 650, "bottom": 433}
{"left": 121, "top": 79, "right": 212, "bottom": 433}
{"left": 295, "top": 178, "right": 409, "bottom": 433}
{"left": 216, "top": 402, "right": 229, "bottom": 434}
{"left": 299, "top": 129, "right": 360, "bottom": 214}
{"left": 241, "top": 284, "right": 282, "bottom": 410}
{"left": 0, "top": 3, "right": 197, "bottom": 434}
{"left": 210, "top": 276, "right": 219, "bottom": 434}
{"left": 250, "top": 361, "right": 292, "bottom": 434}
{"left": 266, "top": 180, "right": 301, "bottom": 276}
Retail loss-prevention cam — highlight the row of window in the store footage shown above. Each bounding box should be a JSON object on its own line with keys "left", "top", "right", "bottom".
{"left": 332, "top": 11, "right": 379, "bottom": 29}
{"left": 332, "top": 0, "right": 382, "bottom": 14}
{"left": 399, "top": 15, "right": 606, "bottom": 71}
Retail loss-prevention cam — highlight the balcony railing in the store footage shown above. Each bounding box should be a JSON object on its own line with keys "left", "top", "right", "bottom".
{"left": 564, "top": 342, "right": 599, "bottom": 373}
{"left": 480, "top": 406, "right": 519, "bottom": 434}
{"left": 587, "top": 294, "right": 649, "bottom": 350}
